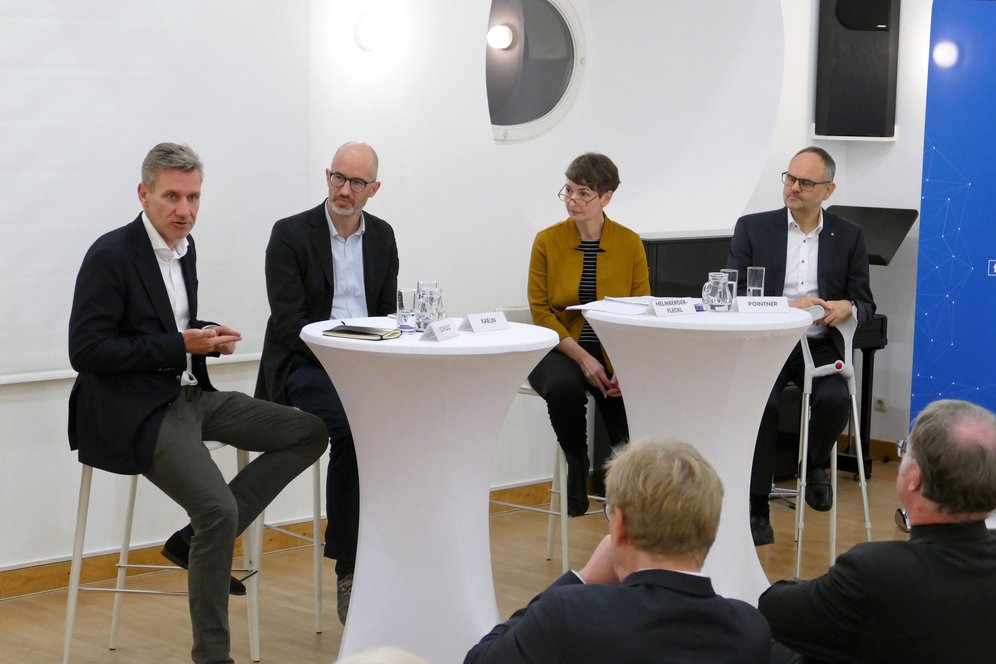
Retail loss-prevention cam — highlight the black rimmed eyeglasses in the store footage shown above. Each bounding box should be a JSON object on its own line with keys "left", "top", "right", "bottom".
{"left": 329, "top": 171, "right": 373, "bottom": 193}
{"left": 781, "top": 172, "right": 832, "bottom": 191}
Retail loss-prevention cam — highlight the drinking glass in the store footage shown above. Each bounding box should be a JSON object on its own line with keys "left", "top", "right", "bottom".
{"left": 720, "top": 268, "right": 739, "bottom": 302}
{"left": 746, "top": 266, "right": 765, "bottom": 297}
{"left": 415, "top": 287, "right": 442, "bottom": 330}
{"left": 396, "top": 288, "right": 418, "bottom": 333}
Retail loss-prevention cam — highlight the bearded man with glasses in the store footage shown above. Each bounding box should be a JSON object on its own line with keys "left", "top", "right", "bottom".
{"left": 256, "top": 141, "right": 399, "bottom": 624}
{"left": 726, "top": 146, "right": 875, "bottom": 546}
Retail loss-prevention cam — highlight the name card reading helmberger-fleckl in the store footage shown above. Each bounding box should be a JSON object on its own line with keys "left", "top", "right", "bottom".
{"left": 646, "top": 297, "right": 696, "bottom": 316}
{"left": 462, "top": 311, "right": 510, "bottom": 333}
{"left": 420, "top": 319, "right": 460, "bottom": 341}
{"left": 734, "top": 296, "right": 790, "bottom": 312}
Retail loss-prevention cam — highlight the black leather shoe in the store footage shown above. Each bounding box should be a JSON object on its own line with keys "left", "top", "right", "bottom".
{"left": 805, "top": 467, "right": 833, "bottom": 512}
{"left": 161, "top": 531, "right": 247, "bottom": 596}
{"left": 750, "top": 514, "right": 775, "bottom": 546}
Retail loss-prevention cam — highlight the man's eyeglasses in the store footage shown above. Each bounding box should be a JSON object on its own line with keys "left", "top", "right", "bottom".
{"left": 897, "top": 438, "right": 908, "bottom": 459}
{"left": 329, "top": 171, "right": 373, "bottom": 193}
{"left": 603, "top": 502, "right": 611, "bottom": 521}
{"left": 558, "top": 185, "right": 600, "bottom": 207}
{"left": 781, "top": 172, "right": 832, "bottom": 191}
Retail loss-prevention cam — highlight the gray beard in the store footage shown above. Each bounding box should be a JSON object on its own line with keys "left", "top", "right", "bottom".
{"left": 331, "top": 201, "right": 355, "bottom": 216}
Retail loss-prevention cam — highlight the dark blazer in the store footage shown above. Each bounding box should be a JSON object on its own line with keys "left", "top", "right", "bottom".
{"left": 255, "top": 202, "right": 399, "bottom": 404}
{"left": 759, "top": 521, "right": 996, "bottom": 663}
{"left": 465, "top": 569, "right": 771, "bottom": 664}
{"left": 726, "top": 208, "right": 875, "bottom": 348}
{"left": 68, "top": 215, "right": 215, "bottom": 475}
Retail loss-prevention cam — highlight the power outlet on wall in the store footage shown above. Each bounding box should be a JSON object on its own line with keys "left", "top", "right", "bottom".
{"left": 873, "top": 395, "right": 888, "bottom": 412}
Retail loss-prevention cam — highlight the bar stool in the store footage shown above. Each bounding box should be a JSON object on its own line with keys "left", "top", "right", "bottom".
{"left": 492, "top": 307, "right": 605, "bottom": 573}
{"left": 262, "top": 458, "right": 324, "bottom": 633}
{"left": 490, "top": 381, "right": 605, "bottom": 573}
{"left": 62, "top": 443, "right": 324, "bottom": 662}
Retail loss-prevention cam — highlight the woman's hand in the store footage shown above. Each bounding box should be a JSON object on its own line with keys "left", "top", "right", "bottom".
{"left": 557, "top": 337, "right": 615, "bottom": 397}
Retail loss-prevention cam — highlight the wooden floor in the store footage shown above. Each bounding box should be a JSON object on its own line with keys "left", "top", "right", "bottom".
{"left": 1, "top": 460, "right": 905, "bottom": 663}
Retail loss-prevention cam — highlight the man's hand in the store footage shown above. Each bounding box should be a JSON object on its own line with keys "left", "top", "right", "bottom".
{"left": 820, "top": 299, "right": 853, "bottom": 327}
{"left": 577, "top": 535, "right": 620, "bottom": 585}
{"left": 790, "top": 297, "right": 852, "bottom": 327}
{"left": 183, "top": 326, "right": 242, "bottom": 355}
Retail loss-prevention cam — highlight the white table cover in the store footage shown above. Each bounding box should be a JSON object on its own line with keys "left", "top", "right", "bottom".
{"left": 584, "top": 308, "right": 812, "bottom": 604}
{"left": 302, "top": 318, "right": 557, "bottom": 662}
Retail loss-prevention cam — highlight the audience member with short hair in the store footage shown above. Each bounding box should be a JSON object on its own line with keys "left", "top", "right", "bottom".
{"left": 465, "top": 438, "right": 771, "bottom": 664}
{"left": 760, "top": 398, "right": 996, "bottom": 663}
{"left": 335, "top": 647, "right": 429, "bottom": 664}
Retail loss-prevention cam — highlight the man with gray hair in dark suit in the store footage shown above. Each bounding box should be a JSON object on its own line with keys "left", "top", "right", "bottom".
{"left": 69, "top": 142, "right": 328, "bottom": 664}
{"left": 760, "top": 398, "right": 996, "bottom": 663}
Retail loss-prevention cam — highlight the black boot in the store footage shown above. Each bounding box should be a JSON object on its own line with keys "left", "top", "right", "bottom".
{"left": 565, "top": 452, "right": 590, "bottom": 517}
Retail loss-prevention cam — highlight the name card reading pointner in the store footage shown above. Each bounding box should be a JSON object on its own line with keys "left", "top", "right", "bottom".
{"left": 465, "top": 311, "right": 510, "bottom": 333}
{"left": 647, "top": 298, "right": 696, "bottom": 317}
{"left": 733, "top": 296, "right": 790, "bottom": 312}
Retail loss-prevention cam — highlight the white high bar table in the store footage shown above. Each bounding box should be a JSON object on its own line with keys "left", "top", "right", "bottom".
{"left": 302, "top": 318, "right": 557, "bottom": 663}
{"left": 584, "top": 307, "right": 811, "bottom": 604}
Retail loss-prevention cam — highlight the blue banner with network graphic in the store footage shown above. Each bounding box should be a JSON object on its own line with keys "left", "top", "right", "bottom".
{"left": 912, "top": 1, "right": 996, "bottom": 417}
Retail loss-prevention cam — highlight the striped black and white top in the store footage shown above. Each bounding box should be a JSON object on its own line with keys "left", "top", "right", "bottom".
{"left": 577, "top": 239, "right": 602, "bottom": 347}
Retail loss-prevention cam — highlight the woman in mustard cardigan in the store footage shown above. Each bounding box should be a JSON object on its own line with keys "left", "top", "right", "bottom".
{"left": 527, "top": 153, "right": 650, "bottom": 515}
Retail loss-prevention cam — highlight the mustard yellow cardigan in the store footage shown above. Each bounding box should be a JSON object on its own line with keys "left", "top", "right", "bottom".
{"left": 528, "top": 216, "right": 650, "bottom": 343}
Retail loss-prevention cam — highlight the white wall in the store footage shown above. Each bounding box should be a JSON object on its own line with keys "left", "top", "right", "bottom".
{"left": 0, "top": 0, "right": 931, "bottom": 570}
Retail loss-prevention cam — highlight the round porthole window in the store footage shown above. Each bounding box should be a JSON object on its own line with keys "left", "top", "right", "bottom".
{"left": 486, "top": 0, "right": 585, "bottom": 142}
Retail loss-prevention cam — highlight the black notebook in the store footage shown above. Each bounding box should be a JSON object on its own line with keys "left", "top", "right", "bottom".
{"left": 322, "top": 325, "right": 403, "bottom": 341}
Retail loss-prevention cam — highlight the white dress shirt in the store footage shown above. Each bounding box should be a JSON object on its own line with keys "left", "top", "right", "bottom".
{"left": 783, "top": 209, "right": 828, "bottom": 337}
{"left": 142, "top": 212, "right": 197, "bottom": 385}
{"left": 324, "top": 203, "right": 369, "bottom": 320}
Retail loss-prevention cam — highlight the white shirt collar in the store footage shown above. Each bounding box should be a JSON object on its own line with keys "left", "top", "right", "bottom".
{"left": 786, "top": 208, "right": 824, "bottom": 236}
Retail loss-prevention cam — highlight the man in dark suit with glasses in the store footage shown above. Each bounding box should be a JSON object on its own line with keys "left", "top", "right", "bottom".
{"left": 255, "top": 141, "right": 399, "bottom": 623}
{"left": 727, "top": 146, "right": 875, "bottom": 545}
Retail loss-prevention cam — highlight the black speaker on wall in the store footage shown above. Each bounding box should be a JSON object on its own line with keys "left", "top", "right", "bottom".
{"left": 815, "top": 0, "right": 900, "bottom": 137}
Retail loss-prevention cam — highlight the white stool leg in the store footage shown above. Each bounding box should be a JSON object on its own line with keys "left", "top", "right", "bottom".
{"left": 557, "top": 449, "right": 570, "bottom": 573}
{"left": 109, "top": 475, "right": 140, "bottom": 649}
{"left": 63, "top": 465, "right": 93, "bottom": 664}
{"left": 312, "top": 460, "right": 323, "bottom": 634}
{"left": 545, "top": 445, "right": 559, "bottom": 561}
{"left": 236, "top": 449, "right": 262, "bottom": 662}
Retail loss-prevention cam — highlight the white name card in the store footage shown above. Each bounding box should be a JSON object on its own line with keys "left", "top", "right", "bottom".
{"left": 646, "top": 297, "right": 697, "bottom": 316}
{"left": 420, "top": 319, "right": 460, "bottom": 341}
{"left": 734, "top": 296, "right": 790, "bottom": 312}
{"left": 464, "top": 311, "right": 510, "bottom": 333}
